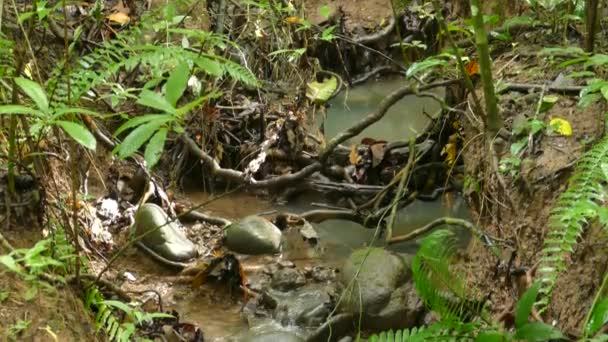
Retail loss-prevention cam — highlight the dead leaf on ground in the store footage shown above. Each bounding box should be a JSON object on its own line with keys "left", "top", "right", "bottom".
{"left": 349, "top": 144, "right": 361, "bottom": 165}
{"left": 370, "top": 142, "right": 387, "bottom": 168}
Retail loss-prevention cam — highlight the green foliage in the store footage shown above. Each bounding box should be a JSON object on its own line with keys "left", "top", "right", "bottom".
{"left": 536, "top": 135, "right": 608, "bottom": 312}
{"left": 112, "top": 63, "right": 220, "bottom": 168}
{"left": 85, "top": 286, "right": 173, "bottom": 341}
{"left": 367, "top": 325, "right": 456, "bottom": 341}
{"left": 412, "top": 229, "right": 484, "bottom": 322}
{"left": 0, "top": 77, "right": 98, "bottom": 150}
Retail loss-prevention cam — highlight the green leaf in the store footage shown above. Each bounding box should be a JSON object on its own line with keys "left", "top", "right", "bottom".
{"left": 515, "top": 280, "right": 541, "bottom": 328}
{"left": 136, "top": 89, "right": 176, "bottom": 114}
{"left": 0, "top": 255, "right": 23, "bottom": 274}
{"left": 406, "top": 58, "right": 448, "bottom": 78}
{"left": 15, "top": 77, "right": 48, "bottom": 113}
{"left": 55, "top": 121, "right": 97, "bottom": 150}
{"left": 601, "top": 85, "right": 608, "bottom": 102}
{"left": 306, "top": 77, "right": 338, "bottom": 104}
{"left": 144, "top": 128, "right": 167, "bottom": 169}
{"left": 176, "top": 91, "right": 221, "bottom": 117}
{"left": 195, "top": 57, "right": 222, "bottom": 77}
{"left": 587, "top": 298, "right": 608, "bottom": 335}
{"left": 0, "top": 105, "right": 43, "bottom": 116}
{"left": 319, "top": 5, "right": 331, "bottom": 19}
{"left": 114, "top": 114, "right": 173, "bottom": 136}
{"left": 100, "top": 300, "right": 133, "bottom": 314}
{"left": 510, "top": 138, "right": 528, "bottom": 156}
{"left": 116, "top": 120, "right": 165, "bottom": 159}
{"left": 476, "top": 331, "right": 507, "bottom": 342}
{"left": 515, "top": 322, "right": 564, "bottom": 341}
{"left": 165, "top": 62, "right": 190, "bottom": 107}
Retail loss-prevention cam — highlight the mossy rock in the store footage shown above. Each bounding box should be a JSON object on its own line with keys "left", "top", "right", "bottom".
{"left": 223, "top": 216, "right": 282, "bottom": 255}
{"left": 132, "top": 203, "right": 197, "bottom": 262}
{"left": 341, "top": 247, "right": 421, "bottom": 331}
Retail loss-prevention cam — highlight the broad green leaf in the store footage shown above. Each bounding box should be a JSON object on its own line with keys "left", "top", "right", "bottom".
{"left": 515, "top": 322, "right": 564, "bottom": 341}
{"left": 515, "top": 280, "right": 541, "bottom": 328}
{"left": 587, "top": 298, "right": 608, "bottom": 335}
{"left": 601, "top": 85, "right": 608, "bottom": 102}
{"left": 306, "top": 77, "right": 338, "bottom": 104}
{"left": 15, "top": 77, "right": 48, "bottom": 113}
{"left": 116, "top": 120, "right": 165, "bottom": 159}
{"left": 136, "top": 89, "right": 176, "bottom": 114}
{"left": 100, "top": 300, "right": 133, "bottom": 314}
{"left": 56, "top": 120, "right": 97, "bottom": 150}
{"left": 510, "top": 138, "right": 528, "bottom": 156}
{"left": 586, "top": 54, "right": 608, "bottom": 68}
{"left": 540, "top": 95, "right": 559, "bottom": 112}
{"left": 165, "top": 62, "right": 190, "bottom": 107}
{"left": 319, "top": 5, "right": 331, "bottom": 19}
{"left": 0, "top": 255, "right": 23, "bottom": 274}
{"left": 0, "top": 105, "right": 43, "bottom": 116}
{"left": 114, "top": 114, "right": 173, "bottom": 136}
{"left": 144, "top": 128, "right": 167, "bottom": 169}
{"left": 406, "top": 58, "right": 448, "bottom": 78}
{"left": 195, "top": 57, "right": 222, "bottom": 77}
{"left": 476, "top": 331, "right": 507, "bottom": 342}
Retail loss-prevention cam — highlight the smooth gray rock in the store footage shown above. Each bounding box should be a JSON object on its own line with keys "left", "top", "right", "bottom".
{"left": 224, "top": 216, "right": 282, "bottom": 255}
{"left": 132, "top": 203, "right": 197, "bottom": 262}
{"left": 340, "top": 247, "right": 423, "bottom": 331}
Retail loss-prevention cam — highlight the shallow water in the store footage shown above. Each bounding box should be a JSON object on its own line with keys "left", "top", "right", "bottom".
{"left": 321, "top": 76, "right": 445, "bottom": 143}
{"left": 126, "top": 78, "right": 462, "bottom": 340}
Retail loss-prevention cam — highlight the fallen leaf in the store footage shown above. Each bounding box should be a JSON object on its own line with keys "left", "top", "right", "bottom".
{"left": 284, "top": 16, "right": 302, "bottom": 24}
{"left": 549, "top": 117, "right": 572, "bottom": 136}
{"left": 107, "top": 12, "right": 130, "bottom": 25}
{"left": 349, "top": 144, "right": 361, "bottom": 165}
{"left": 370, "top": 143, "right": 386, "bottom": 168}
{"left": 306, "top": 76, "right": 338, "bottom": 104}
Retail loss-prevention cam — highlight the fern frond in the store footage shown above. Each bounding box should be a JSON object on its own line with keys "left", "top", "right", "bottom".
{"left": 413, "top": 229, "right": 485, "bottom": 321}
{"left": 367, "top": 323, "right": 474, "bottom": 342}
{"left": 536, "top": 136, "right": 608, "bottom": 312}
{"left": 46, "top": 25, "right": 257, "bottom": 109}
{"left": 85, "top": 286, "right": 135, "bottom": 342}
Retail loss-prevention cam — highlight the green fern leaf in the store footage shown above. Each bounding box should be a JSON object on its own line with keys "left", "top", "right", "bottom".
{"left": 537, "top": 136, "right": 608, "bottom": 312}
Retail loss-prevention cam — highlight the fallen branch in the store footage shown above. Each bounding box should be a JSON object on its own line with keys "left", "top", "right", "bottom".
{"left": 319, "top": 79, "right": 460, "bottom": 163}
{"left": 499, "top": 83, "right": 585, "bottom": 94}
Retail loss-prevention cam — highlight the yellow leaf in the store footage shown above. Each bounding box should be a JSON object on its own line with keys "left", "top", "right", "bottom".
{"left": 441, "top": 143, "right": 458, "bottom": 166}
{"left": 549, "top": 117, "right": 572, "bottom": 136}
{"left": 349, "top": 144, "right": 361, "bottom": 165}
{"left": 106, "top": 12, "right": 130, "bottom": 25}
{"left": 284, "top": 16, "right": 301, "bottom": 24}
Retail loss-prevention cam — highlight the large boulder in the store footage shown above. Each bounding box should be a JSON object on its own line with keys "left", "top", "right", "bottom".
{"left": 224, "top": 216, "right": 282, "bottom": 255}
{"left": 132, "top": 203, "right": 197, "bottom": 262}
{"left": 340, "top": 247, "right": 423, "bottom": 331}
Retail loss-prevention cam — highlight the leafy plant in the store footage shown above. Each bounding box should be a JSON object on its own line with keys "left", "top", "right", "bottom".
{"left": 112, "top": 62, "right": 220, "bottom": 168}
{"left": 536, "top": 135, "right": 608, "bottom": 312}
{"left": 0, "top": 77, "right": 98, "bottom": 150}
{"left": 85, "top": 286, "right": 173, "bottom": 342}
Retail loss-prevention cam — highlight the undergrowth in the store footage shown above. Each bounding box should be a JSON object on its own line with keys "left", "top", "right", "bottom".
{"left": 536, "top": 134, "right": 608, "bottom": 312}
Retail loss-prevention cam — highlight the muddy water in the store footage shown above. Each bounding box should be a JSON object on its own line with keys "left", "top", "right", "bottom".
{"left": 322, "top": 76, "right": 445, "bottom": 143}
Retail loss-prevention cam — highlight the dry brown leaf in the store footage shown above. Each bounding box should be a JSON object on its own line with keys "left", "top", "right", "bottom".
{"left": 349, "top": 144, "right": 361, "bottom": 165}
{"left": 370, "top": 143, "right": 386, "bottom": 168}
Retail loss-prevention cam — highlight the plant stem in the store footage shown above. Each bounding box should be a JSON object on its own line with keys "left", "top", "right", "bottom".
{"left": 470, "top": 0, "right": 502, "bottom": 138}
{"left": 582, "top": 268, "right": 608, "bottom": 337}
{"left": 385, "top": 139, "right": 415, "bottom": 242}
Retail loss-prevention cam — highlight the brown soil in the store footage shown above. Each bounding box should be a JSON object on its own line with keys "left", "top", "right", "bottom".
{"left": 459, "top": 39, "right": 606, "bottom": 336}
{"left": 302, "top": 0, "right": 393, "bottom": 32}
{"left": 0, "top": 230, "right": 96, "bottom": 341}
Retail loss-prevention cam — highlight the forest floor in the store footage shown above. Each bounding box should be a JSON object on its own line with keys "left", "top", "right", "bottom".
{"left": 460, "top": 37, "right": 606, "bottom": 335}
{"left": 1, "top": 0, "right": 606, "bottom": 341}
